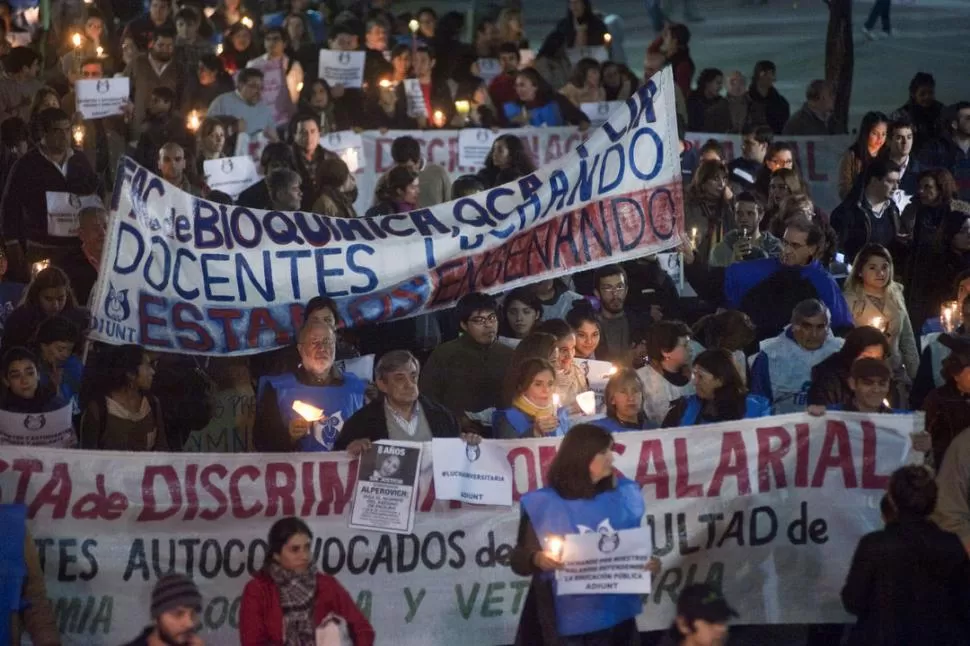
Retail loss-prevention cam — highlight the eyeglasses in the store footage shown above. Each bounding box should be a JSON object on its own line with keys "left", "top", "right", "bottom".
{"left": 599, "top": 284, "right": 627, "bottom": 295}
{"left": 301, "top": 339, "right": 335, "bottom": 350}
{"left": 468, "top": 314, "right": 498, "bottom": 325}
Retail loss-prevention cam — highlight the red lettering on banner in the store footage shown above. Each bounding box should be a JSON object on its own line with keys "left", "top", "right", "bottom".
{"left": 317, "top": 461, "right": 355, "bottom": 516}
{"left": 427, "top": 138, "right": 447, "bottom": 171}
{"left": 543, "top": 135, "right": 563, "bottom": 164}
{"left": 794, "top": 423, "right": 811, "bottom": 487}
{"left": 12, "top": 458, "right": 43, "bottom": 503}
{"left": 300, "top": 462, "right": 316, "bottom": 517}
{"left": 184, "top": 464, "right": 199, "bottom": 521}
{"left": 757, "top": 426, "right": 791, "bottom": 492}
{"left": 806, "top": 142, "right": 828, "bottom": 182}
{"left": 199, "top": 464, "right": 229, "bottom": 520}
{"left": 611, "top": 442, "right": 629, "bottom": 479}
{"left": 230, "top": 465, "right": 263, "bottom": 518}
{"left": 209, "top": 309, "right": 244, "bottom": 352}
{"left": 707, "top": 431, "right": 751, "bottom": 496}
{"left": 265, "top": 463, "right": 296, "bottom": 516}
{"left": 138, "top": 466, "right": 182, "bottom": 521}
{"left": 674, "top": 438, "right": 703, "bottom": 498}
{"left": 247, "top": 309, "right": 289, "bottom": 349}
{"left": 861, "top": 420, "right": 890, "bottom": 489}
{"left": 70, "top": 473, "right": 127, "bottom": 520}
{"left": 508, "top": 447, "right": 537, "bottom": 501}
{"left": 811, "top": 421, "right": 856, "bottom": 488}
{"left": 538, "top": 446, "right": 557, "bottom": 486}
{"left": 374, "top": 138, "right": 393, "bottom": 173}
{"left": 635, "top": 439, "right": 670, "bottom": 499}
{"left": 28, "top": 463, "right": 72, "bottom": 519}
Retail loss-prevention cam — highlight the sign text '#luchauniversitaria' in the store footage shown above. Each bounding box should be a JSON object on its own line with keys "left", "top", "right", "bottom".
{"left": 0, "top": 413, "right": 917, "bottom": 645}
{"left": 89, "top": 70, "right": 683, "bottom": 355}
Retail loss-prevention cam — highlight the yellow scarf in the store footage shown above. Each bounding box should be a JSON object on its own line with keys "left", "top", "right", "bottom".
{"left": 512, "top": 394, "right": 556, "bottom": 419}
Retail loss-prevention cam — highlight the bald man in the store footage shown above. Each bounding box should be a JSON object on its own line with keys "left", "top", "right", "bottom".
{"left": 157, "top": 142, "right": 199, "bottom": 195}
{"left": 254, "top": 321, "right": 368, "bottom": 452}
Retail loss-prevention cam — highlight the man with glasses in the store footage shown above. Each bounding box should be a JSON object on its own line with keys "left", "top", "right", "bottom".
{"left": 255, "top": 321, "right": 367, "bottom": 452}
{"left": 594, "top": 265, "right": 649, "bottom": 365}
{"left": 246, "top": 27, "right": 303, "bottom": 128}
{"left": 0, "top": 108, "right": 99, "bottom": 282}
{"left": 207, "top": 68, "right": 278, "bottom": 140}
{"left": 420, "top": 292, "right": 514, "bottom": 426}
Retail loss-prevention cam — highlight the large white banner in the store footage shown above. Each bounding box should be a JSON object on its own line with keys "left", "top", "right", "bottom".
{"left": 0, "top": 412, "right": 917, "bottom": 645}
{"left": 91, "top": 70, "right": 683, "bottom": 355}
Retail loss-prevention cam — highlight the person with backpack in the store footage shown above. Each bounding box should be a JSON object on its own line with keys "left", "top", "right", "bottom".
{"left": 79, "top": 344, "right": 167, "bottom": 451}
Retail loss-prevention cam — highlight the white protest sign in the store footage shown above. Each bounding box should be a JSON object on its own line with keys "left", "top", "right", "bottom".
{"left": 318, "top": 50, "right": 366, "bottom": 89}
{"left": 431, "top": 438, "right": 513, "bottom": 506}
{"left": 457, "top": 128, "right": 496, "bottom": 168}
{"left": 557, "top": 526, "right": 653, "bottom": 595}
{"left": 475, "top": 58, "right": 501, "bottom": 83}
{"left": 335, "top": 354, "right": 374, "bottom": 382}
{"left": 1, "top": 412, "right": 918, "bottom": 644}
{"left": 93, "top": 70, "right": 682, "bottom": 355}
{"left": 6, "top": 31, "right": 31, "bottom": 47}
{"left": 0, "top": 402, "right": 76, "bottom": 448}
{"left": 566, "top": 46, "right": 609, "bottom": 66}
{"left": 581, "top": 101, "right": 625, "bottom": 128}
{"left": 75, "top": 77, "right": 130, "bottom": 120}
{"left": 573, "top": 358, "right": 615, "bottom": 411}
{"left": 320, "top": 130, "right": 366, "bottom": 173}
{"left": 350, "top": 441, "right": 423, "bottom": 535}
{"left": 402, "top": 78, "right": 428, "bottom": 119}
{"left": 45, "top": 192, "right": 104, "bottom": 238}
{"left": 657, "top": 251, "right": 685, "bottom": 293}
{"left": 202, "top": 156, "right": 259, "bottom": 199}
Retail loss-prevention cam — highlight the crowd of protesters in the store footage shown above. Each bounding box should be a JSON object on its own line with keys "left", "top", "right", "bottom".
{"left": 1, "top": 0, "right": 970, "bottom": 644}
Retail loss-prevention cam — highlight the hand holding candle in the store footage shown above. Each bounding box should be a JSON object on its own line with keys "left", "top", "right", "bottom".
{"left": 72, "top": 125, "right": 85, "bottom": 147}
{"left": 72, "top": 33, "right": 82, "bottom": 49}
{"left": 942, "top": 301, "right": 957, "bottom": 333}
{"left": 240, "top": 16, "right": 254, "bottom": 29}
{"left": 409, "top": 19, "right": 420, "bottom": 34}
{"left": 689, "top": 227, "right": 698, "bottom": 248}
{"left": 432, "top": 110, "right": 446, "bottom": 128}
{"left": 186, "top": 110, "right": 201, "bottom": 132}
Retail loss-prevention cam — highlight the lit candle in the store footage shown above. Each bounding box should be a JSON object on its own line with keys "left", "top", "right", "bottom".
{"left": 379, "top": 79, "right": 393, "bottom": 89}
{"left": 95, "top": 46, "right": 104, "bottom": 58}
{"left": 870, "top": 316, "right": 884, "bottom": 331}
{"left": 552, "top": 393, "right": 561, "bottom": 410}
{"left": 72, "top": 33, "right": 82, "bottom": 49}
{"left": 604, "top": 33, "right": 612, "bottom": 44}
{"left": 544, "top": 535, "right": 564, "bottom": 560}
{"left": 186, "top": 110, "right": 201, "bottom": 132}
{"left": 296, "top": 81, "right": 304, "bottom": 92}
{"left": 607, "top": 365, "right": 619, "bottom": 376}
{"left": 72, "top": 125, "right": 85, "bottom": 147}
{"left": 942, "top": 301, "right": 956, "bottom": 332}
{"left": 216, "top": 43, "right": 224, "bottom": 55}
{"left": 408, "top": 19, "right": 420, "bottom": 34}
{"left": 204, "top": 6, "right": 215, "bottom": 18}
{"left": 291, "top": 400, "right": 324, "bottom": 422}
{"left": 31, "top": 259, "right": 50, "bottom": 278}
{"left": 690, "top": 227, "right": 698, "bottom": 247}
{"left": 432, "top": 110, "right": 445, "bottom": 128}
{"left": 454, "top": 100, "right": 470, "bottom": 116}
{"left": 341, "top": 148, "right": 359, "bottom": 173}
{"left": 240, "top": 16, "right": 254, "bottom": 29}
{"left": 882, "top": 399, "right": 891, "bottom": 409}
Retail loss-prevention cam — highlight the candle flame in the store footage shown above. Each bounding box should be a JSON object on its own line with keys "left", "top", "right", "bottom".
{"left": 240, "top": 16, "right": 254, "bottom": 29}
{"left": 72, "top": 126, "right": 85, "bottom": 146}
{"left": 870, "top": 316, "right": 884, "bottom": 330}
{"left": 292, "top": 400, "right": 324, "bottom": 422}
{"left": 408, "top": 19, "right": 420, "bottom": 33}
{"left": 216, "top": 43, "right": 224, "bottom": 55}
{"left": 552, "top": 393, "right": 561, "bottom": 409}
{"left": 604, "top": 33, "right": 612, "bottom": 44}
{"left": 545, "top": 535, "right": 563, "bottom": 558}
{"left": 454, "top": 100, "right": 470, "bottom": 115}
{"left": 379, "top": 79, "right": 392, "bottom": 89}
{"left": 96, "top": 46, "right": 104, "bottom": 57}
{"left": 296, "top": 81, "right": 304, "bottom": 92}
{"left": 186, "top": 110, "right": 201, "bottom": 131}
{"left": 72, "top": 33, "right": 82, "bottom": 48}
{"left": 31, "top": 259, "right": 50, "bottom": 278}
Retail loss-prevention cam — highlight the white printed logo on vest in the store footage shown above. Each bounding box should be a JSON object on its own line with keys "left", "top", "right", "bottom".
{"left": 577, "top": 518, "right": 621, "bottom": 554}
{"left": 312, "top": 410, "right": 346, "bottom": 450}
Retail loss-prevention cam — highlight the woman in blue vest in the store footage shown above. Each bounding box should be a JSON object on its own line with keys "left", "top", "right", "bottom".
{"left": 663, "top": 349, "right": 771, "bottom": 427}
{"left": 595, "top": 368, "right": 656, "bottom": 433}
{"left": 502, "top": 68, "right": 590, "bottom": 129}
{"left": 511, "top": 424, "right": 661, "bottom": 645}
{"left": 494, "top": 358, "right": 570, "bottom": 438}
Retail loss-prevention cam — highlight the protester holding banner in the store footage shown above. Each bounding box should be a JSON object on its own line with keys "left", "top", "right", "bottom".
{"left": 494, "top": 357, "right": 570, "bottom": 438}
{"left": 255, "top": 321, "right": 366, "bottom": 452}
{"left": 635, "top": 320, "right": 695, "bottom": 424}
{"left": 511, "top": 423, "right": 660, "bottom": 645}
{"left": 0, "top": 347, "right": 75, "bottom": 447}
{"left": 663, "top": 349, "right": 770, "bottom": 427}
{"left": 389, "top": 136, "right": 451, "bottom": 208}
{"left": 922, "top": 334, "right": 970, "bottom": 466}
{"left": 750, "top": 299, "right": 843, "bottom": 414}
{"left": 1, "top": 267, "right": 87, "bottom": 354}
{"left": 595, "top": 368, "right": 654, "bottom": 432}
{"left": 336, "top": 350, "right": 475, "bottom": 454}
{"left": 826, "top": 358, "right": 897, "bottom": 414}
{"left": 78, "top": 344, "right": 166, "bottom": 451}
{"left": 240, "top": 517, "right": 376, "bottom": 646}
{"left": 807, "top": 325, "right": 891, "bottom": 411}
{"left": 842, "top": 465, "right": 970, "bottom": 646}
{"left": 310, "top": 157, "right": 359, "bottom": 219}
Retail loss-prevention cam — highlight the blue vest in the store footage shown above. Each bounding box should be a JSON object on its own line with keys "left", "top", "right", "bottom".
{"left": 758, "top": 328, "right": 842, "bottom": 414}
{"left": 520, "top": 479, "right": 644, "bottom": 637}
{"left": 679, "top": 394, "right": 771, "bottom": 427}
{"left": 258, "top": 373, "right": 366, "bottom": 452}
{"left": 0, "top": 504, "right": 27, "bottom": 644}
{"left": 503, "top": 100, "right": 564, "bottom": 127}
{"left": 593, "top": 416, "right": 656, "bottom": 433}
{"left": 492, "top": 406, "right": 570, "bottom": 438}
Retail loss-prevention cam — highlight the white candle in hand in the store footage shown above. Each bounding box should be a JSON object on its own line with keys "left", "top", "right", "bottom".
{"left": 292, "top": 400, "right": 324, "bottom": 422}
{"left": 544, "top": 536, "right": 564, "bottom": 560}
{"left": 552, "top": 393, "right": 561, "bottom": 410}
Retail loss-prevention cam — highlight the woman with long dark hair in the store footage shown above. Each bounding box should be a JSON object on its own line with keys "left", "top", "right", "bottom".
{"left": 493, "top": 357, "right": 569, "bottom": 438}
{"left": 219, "top": 22, "right": 258, "bottom": 74}
{"left": 567, "top": 302, "right": 602, "bottom": 360}
{"left": 2, "top": 267, "right": 86, "bottom": 354}
{"left": 477, "top": 134, "right": 536, "bottom": 188}
{"left": 366, "top": 166, "right": 420, "bottom": 217}
{"left": 685, "top": 159, "right": 735, "bottom": 262}
{"left": 500, "top": 287, "right": 544, "bottom": 341}
{"left": 511, "top": 423, "right": 661, "bottom": 645}
{"left": 502, "top": 68, "right": 590, "bottom": 129}
{"left": 240, "top": 517, "right": 375, "bottom": 646}
{"left": 838, "top": 111, "right": 889, "bottom": 199}
{"left": 559, "top": 58, "right": 605, "bottom": 108}
{"left": 195, "top": 118, "right": 227, "bottom": 180}
{"left": 663, "top": 349, "right": 770, "bottom": 427}
{"left": 687, "top": 68, "right": 731, "bottom": 133}
{"left": 553, "top": 0, "right": 609, "bottom": 48}
{"left": 297, "top": 78, "right": 336, "bottom": 134}
{"left": 536, "top": 319, "right": 590, "bottom": 413}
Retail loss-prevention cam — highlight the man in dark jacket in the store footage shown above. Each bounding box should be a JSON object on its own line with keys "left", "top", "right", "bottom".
{"left": 122, "top": 573, "right": 203, "bottom": 646}
{"left": 782, "top": 79, "right": 835, "bottom": 136}
{"left": 746, "top": 60, "right": 790, "bottom": 134}
{"left": 831, "top": 158, "right": 902, "bottom": 262}
{"left": 919, "top": 101, "right": 970, "bottom": 200}
{"left": 842, "top": 465, "right": 970, "bottom": 646}
{"left": 335, "top": 350, "right": 481, "bottom": 454}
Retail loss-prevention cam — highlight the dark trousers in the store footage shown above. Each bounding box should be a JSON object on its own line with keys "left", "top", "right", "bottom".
{"left": 559, "top": 618, "right": 641, "bottom": 646}
{"left": 865, "top": 0, "right": 891, "bottom": 31}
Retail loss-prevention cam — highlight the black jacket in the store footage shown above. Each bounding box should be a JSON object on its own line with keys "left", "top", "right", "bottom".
{"left": 831, "top": 193, "right": 902, "bottom": 263}
{"left": 923, "top": 382, "right": 970, "bottom": 468}
{"left": 807, "top": 353, "right": 853, "bottom": 408}
{"left": 334, "top": 394, "right": 460, "bottom": 450}
{"left": 842, "top": 518, "right": 970, "bottom": 646}
{"left": 746, "top": 86, "right": 790, "bottom": 134}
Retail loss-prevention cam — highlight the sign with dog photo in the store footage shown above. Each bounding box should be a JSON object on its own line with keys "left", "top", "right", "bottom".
{"left": 556, "top": 523, "right": 654, "bottom": 595}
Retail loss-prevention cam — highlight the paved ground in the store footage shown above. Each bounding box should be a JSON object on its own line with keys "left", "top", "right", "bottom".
{"left": 522, "top": 0, "right": 970, "bottom": 129}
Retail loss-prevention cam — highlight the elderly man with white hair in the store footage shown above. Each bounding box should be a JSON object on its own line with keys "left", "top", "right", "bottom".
{"left": 335, "top": 350, "right": 481, "bottom": 456}
{"left": 255, "top": 320, "right": 366, "bottom": 452}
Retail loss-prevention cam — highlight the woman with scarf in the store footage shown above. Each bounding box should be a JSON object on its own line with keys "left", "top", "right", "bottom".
{"left": 365, "top": 166, "right": 419, "bottom": 217}
{"left": 494, "top": 358, "right": 570, "bottom": 438}
{"left": 663, "top": 349, "right": 770, "bottom": 427}
{"left": 685, "top": 159, "right": 735, "bottom": 264}
{"left": 240, "top": 517, "right": 375, "bottom": 646}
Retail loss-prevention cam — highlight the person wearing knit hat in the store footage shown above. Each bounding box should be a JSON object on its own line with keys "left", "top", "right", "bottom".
{"left": 659, "top": 582, "right": 737, "bottom": 645}
{"left": 122, "top": 573, "right": 203, "bottom": 646}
